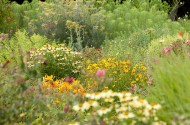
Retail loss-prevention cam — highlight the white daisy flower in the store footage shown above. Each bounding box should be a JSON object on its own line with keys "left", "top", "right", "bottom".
{"left": 118, "top": 112, "right": 135, "bottom": 120}
{"left": 97, "top": 107, "right": 112, "bottom": 116}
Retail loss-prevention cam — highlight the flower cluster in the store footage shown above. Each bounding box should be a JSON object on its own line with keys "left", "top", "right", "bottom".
{"left": 148, "top": 32, "right": 190, "bottom": 59}
{"left": 84, "top": 58, "right": 148, "bottom": 90}
{"left": 42, "top": 75, "right": 85, "bottom": 95}
{"left": 72, "top": 90, "right": 165, "bottom": 125}
{"left": 27, "top": 44, "right": 82, "bottom": 78}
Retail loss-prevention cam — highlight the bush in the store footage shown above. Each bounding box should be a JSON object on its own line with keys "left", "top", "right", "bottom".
{"left": 27, "top": 44, "right": 83, "bottom": 79}
{"left": 0, "top": 0, "right": 16, "bottom": 33}
{"left": 0, "top": 63, "right": 80, "bottom": 124}
{"left": 72, "top": 89, "right": 164, "bottom": 125}
{"left": 101, "top": 33, "right": 148, "bottom": 62}
{"left": 12, "top": 0, "right": 106, "bottom": 47}
{"left": 81, "top": 57, "right": 148, "bottom": 92}
{"left": 147, "top": 56, "right": 190, "bottom": 123}
{"left": 102, "top": 0, "right": 182, "bottom": 39}
{"left": 0, "top": 30, "right": 48, "bottom": 65}
{"left": 148, "top": 32, "right": 190, "bottom": 60}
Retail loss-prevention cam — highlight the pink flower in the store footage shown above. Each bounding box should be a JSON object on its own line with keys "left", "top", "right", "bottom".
{"left": 96, "top": 69, "right": 106, "bottom": 77}
{"left": 185, "top": 40, "right": 190, "bottom": 45}
{"left": 65, "top": 77, "right": 74, "bottom": 83}
{"left": 162, "top": 47, "right": 171, "bottom": 55}
{"left": 10, "top": 30, "right": 13, "bottom": 33}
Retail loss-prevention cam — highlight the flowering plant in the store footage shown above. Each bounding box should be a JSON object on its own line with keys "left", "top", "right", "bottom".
{"left": 27, "top": 44, "right": 82, "bottom": 78}
{"left": 83, "top": 58, "right": 148, "bottom": 92}
{"left": 42, "top": 75, "right": 85, "bottom": 96}
{"left": 72, "top": 90, "right": 165, "bottom": 125}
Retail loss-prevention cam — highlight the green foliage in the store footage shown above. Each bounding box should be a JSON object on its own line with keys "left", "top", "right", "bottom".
{"left": 102, "top": 1, "right": 182, "bottom": 39}
{"left": 147, "top": 56, "right": 190, "bottom": 123}
{"left": 0, "top": 30, "right": 48, "bottom": 65}
{"left": 130, "top": 0, "right": 170, "bottom": 12}
{"left": 102, "top": 32, "right": 148, "bottom": 62}
{"left": 179, "top": 19, "right": 190, "bottom": 32}
{"left": 148, "top": 35, "right": 180, "bottom": 57}
{"left": 0, "top": 0, "right": 16, "bottom": 33}
{"left": 0, "top": 63, "right": 79, "bottom": 124}
{"left": 148, "top": 33, "right": 190, "bottom": 59}
{"left": 12, "top": 0, "right": 106, "bottom": 48}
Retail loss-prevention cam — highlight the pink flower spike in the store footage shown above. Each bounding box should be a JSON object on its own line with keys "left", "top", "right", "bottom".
{"left": 96, "top": 69, "right": 106, "bottom": 77}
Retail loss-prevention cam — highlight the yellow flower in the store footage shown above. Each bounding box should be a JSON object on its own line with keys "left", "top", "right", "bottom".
{"left": 51, "top": 80, "right": 59, "bottom": 88}
{"left": 58, "top": 82, "right": 73, "bottom": 93}
{"left": 41, "top": 83, "right": 51, "bottom": 89}
{"left": 141, "top": 66, "right": 147, "bottom": 70}
{"left": 136, "top": 78, "right": 139, "bottom": 81}
{"left": 137, "top": 73, "right": 143, "bottom": 79}
{"left": 132, "top": 69, "right": 136, "bottom": 73}
{"left": 54, "top": 99, "right": 60, "bottom": 105}
{"left": 43, "top": 75, "right": 54, "bottom": 82}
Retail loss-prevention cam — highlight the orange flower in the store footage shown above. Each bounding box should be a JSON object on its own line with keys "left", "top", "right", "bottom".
{"left": 178, "top": 31, "right": 183, "bottom": 38}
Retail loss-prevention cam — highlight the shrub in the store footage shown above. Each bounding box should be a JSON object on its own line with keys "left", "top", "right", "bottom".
{"left": 0, "top": 63, "right": 80, "bottom": 124}
{"left": 42, "top": 75, "right": 85, "bottom": 95}
{"left": 148, "top": 32, "right": 190, "bottom": 60}
{"left": 71, "top": 89, "right": 164, "bottom": 125}
{"left": 12, "top": 0, "right": 106, "bottom": 47}
{"left": 147, "top": 56, "right": 190, "bottom": 123}
{"left": 27, "top": 44, "right": 83, "bottom": 79}
{"left": 81, "top": 57, "right": 148, "bottom": 92}
{"left": 0, "top": 30, "right": 47, "bottom": 65}
{"left": 0, "top": 0, "right": 16, "bottom": 33}
{"left": 102, "top": 0, "right": 182, "bottom": 39}
{"left": 101, "top": 33, "right": 148, "bottom": 62}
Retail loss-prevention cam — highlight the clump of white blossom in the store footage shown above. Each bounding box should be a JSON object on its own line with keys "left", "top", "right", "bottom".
{"left": 72, "top": 90, "right": 165, "bottom": 125}
{"left": 27, "top": 44, "right": 82, "bottom": 76}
